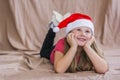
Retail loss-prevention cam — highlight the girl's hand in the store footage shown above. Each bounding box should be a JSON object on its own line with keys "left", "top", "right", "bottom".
{"left": 84, "top": 36, "right": 95, "bottom": 48}
{"left": 67, "top": 33, "right": 78, "bottom": 48}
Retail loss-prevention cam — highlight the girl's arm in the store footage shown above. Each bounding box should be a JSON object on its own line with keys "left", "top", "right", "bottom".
{"left": 54, "top": 47, "right": 76, "bottom": 73}
{"left": 84, "top": 36, "right": 108, "bottom": 73}
{"left": 54, "top": 33, "right": 78, "bottom": 73}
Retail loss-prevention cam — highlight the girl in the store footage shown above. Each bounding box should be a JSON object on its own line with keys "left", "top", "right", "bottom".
{"left": 40, "top": 13, "right": 108, "bottom": 73}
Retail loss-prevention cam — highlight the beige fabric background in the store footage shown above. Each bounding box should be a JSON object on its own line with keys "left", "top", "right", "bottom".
{"left": 0, "top": 0, "right": 119, "bottom": 52}
{"left": 0, "top": 0, "right": 120, "bottom": 80}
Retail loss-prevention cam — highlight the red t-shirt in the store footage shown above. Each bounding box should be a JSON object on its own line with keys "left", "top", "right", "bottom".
{"left": 50, "top": 38, "right": 65, "bottom": 64}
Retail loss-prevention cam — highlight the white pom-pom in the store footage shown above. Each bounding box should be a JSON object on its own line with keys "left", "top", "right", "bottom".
{"left": 53, "top": 27, "right": 60, "bottom": 32}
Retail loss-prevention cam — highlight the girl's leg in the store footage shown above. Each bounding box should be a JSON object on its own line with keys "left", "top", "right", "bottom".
{"left": 40, "top": 27, "right": 56, "bottom": 60}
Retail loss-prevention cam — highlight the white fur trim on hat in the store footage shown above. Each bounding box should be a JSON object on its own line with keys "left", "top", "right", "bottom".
{"left": 53, "top": 27, "right": 60, "bottom": 32}
{"left": 66, "top": 19, "right": 94, "bottom": 35}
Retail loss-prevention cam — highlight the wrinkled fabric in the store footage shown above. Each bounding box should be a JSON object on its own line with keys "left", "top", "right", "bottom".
{"left": 0, "top": 0, "right": 120, "bottom": 80}
{"left": 0, "top": 0, "right": 119, "bottom": 52}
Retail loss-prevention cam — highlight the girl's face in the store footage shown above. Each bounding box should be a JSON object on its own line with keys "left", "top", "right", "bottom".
{"left": 70, "top": 27, "right": 92, "bottom": 46}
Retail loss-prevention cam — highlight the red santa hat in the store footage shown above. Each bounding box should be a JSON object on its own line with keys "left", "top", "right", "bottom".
{"left": 53, "top": 13, "right": 94, "bottom": 35}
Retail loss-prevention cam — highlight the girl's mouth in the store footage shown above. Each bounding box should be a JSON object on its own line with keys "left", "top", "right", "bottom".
{"left": 77, "top": 38, "right": 86, "bottom": 42}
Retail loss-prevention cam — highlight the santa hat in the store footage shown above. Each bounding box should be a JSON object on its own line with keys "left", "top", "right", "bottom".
{"left": 53, "top": 13, "right": 94, "bottom": 35}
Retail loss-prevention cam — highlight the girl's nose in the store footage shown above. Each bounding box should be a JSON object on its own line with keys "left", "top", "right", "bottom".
{"left": 81, "top": 31, "right": 86, "bottom": 36}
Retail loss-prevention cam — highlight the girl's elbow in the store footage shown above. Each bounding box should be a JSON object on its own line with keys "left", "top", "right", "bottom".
{"left": 96, "top": 62, "right": 109, "bottom": 74}
{"left": 102, "top": 64, "right": 109, "bottom": 73}
{"left": 99, "top": 69, "right": 108, "bottom": 74}
{"left": 55, "top": 67, "right": 66, "bottom": 73}
{"left": 96, "top": 67, "right": 109, "bottom": 74}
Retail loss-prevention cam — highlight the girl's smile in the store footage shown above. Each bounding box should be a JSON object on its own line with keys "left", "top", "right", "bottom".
{"left": 76, "top": 36, "right": 88, "bottom": 46}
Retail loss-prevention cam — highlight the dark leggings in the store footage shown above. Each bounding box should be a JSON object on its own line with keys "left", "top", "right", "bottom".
{"left": 40, "top": 28, "right": 56, "bottom": 60}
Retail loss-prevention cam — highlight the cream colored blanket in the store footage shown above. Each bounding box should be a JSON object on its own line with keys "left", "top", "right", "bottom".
{"left": 0, "top": 0, "right": 120, "bottom": 80}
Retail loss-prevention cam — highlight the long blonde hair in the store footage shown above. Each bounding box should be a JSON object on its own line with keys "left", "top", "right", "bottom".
{"left": 64, "top": 38, "right": 104, "bottom": 73}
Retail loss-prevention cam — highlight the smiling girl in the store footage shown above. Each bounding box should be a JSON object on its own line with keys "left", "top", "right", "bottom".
{"left": 40, "top": 13, "right": 108, "bottom": 73}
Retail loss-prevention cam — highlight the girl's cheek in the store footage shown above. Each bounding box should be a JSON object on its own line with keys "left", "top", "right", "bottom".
{"left": 89, "top": 36, "right": 92, "bottom": 39}
{"left": 88, "top": 35, "right": 92, "bottom": 39}
{"left": 86, "top": 36, "right": 91, "bottom": 41}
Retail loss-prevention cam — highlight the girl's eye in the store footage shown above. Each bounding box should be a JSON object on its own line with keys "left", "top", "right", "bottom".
{"left": 85, "top": 30, "right": 90, "bottom": 33}
{"left": 77, "top": 29, "right": 81, "bottom": 31}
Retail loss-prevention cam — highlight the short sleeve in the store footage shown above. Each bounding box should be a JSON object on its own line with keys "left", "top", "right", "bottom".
{"left": 50, "top": 38, "right": 65, "bottom": 64}
{"left": 54, "top": 38, "right": 65, "bottom": 53}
